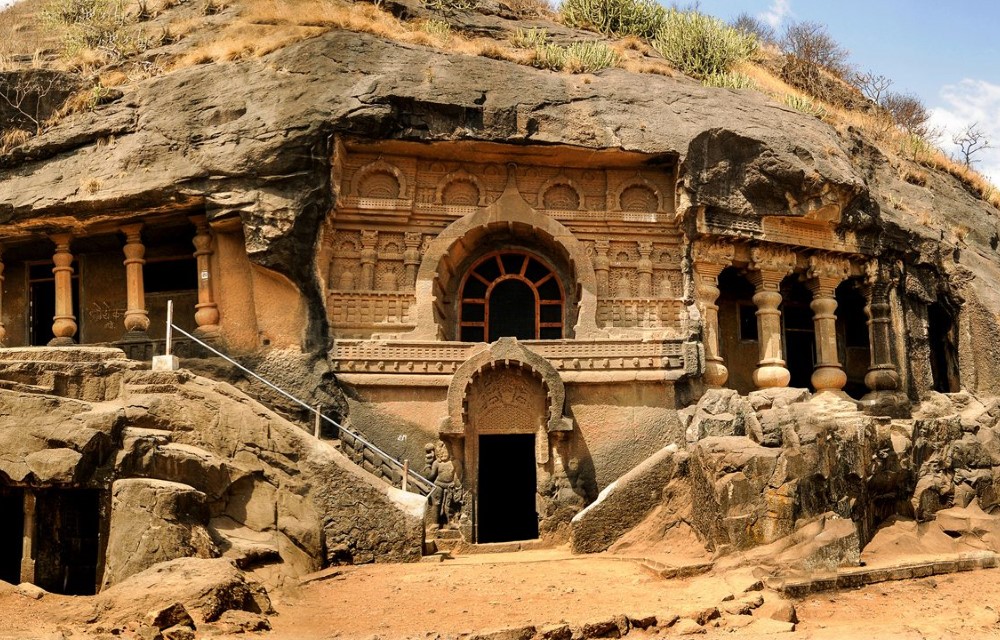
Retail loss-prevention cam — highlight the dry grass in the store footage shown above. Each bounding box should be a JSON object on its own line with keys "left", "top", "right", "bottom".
{"left": 0, "top": 0, "right": 61, "bottom": 62}
{"left": 736, "top": 59, "right": 1000, "bottom": 211}
{"left": 0, "top": 128, "right": 32, "bottom": 155}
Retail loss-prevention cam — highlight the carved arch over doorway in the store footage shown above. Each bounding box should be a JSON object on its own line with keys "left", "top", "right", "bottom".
{"left": 405, "top": 175, "right": 601, "bottom": 340}
{"left": 441, "top": 338, "right": 573, "bottom": 436}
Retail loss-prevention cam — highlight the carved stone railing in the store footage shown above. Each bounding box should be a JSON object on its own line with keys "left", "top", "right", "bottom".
{"left": 330, "top": 338, "right": 696, "bottom": 377}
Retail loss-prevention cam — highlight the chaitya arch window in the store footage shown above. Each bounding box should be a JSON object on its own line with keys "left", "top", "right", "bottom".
{"left": 458, "top": 251, "right": 564, "bottom": 343}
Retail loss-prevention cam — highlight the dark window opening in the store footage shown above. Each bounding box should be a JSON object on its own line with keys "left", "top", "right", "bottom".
{"left": 477, "top": 434, "right": 538, "bottom": 544}
{"left": 488, "top": 280, "right": 536, "bottom": 341}
{"left": 29, "top": 271, "right": 80, "bottom": 347}
{"left": 144, "top": 257, "right": 198, "bottom": 294}
{"left": 781, "top": 279, "right": 816, "bottom": 391}
{"left": 738, "top": 304, "right": 758, "bottom": 341}
{"left": 836, "top": 281, "right": 872, "bottom": 400}
{"left": 459, "top": 251, "right": 564, "bottom": 343}
{"left": 928, "top": 301, "right": 960, "bottom": 393}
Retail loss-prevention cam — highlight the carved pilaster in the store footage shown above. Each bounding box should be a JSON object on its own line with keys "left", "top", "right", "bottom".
{"left": 806, "top": 254, "right": 850, "bottom": 394}
{"left": 593, "top": 240, "right": 610, "bottom": 297}
{"left": 360, "top": 230, "right": 378, "bottom": 290}
{"left": 748, "top": 245, "right": 795, "bottom": 389}
{"left": 691, "top": 240, "right": 735, "bottom": 388}
{"left": 403, "top": 232, "right": 422, "bottom": 287}
{"left": 49, "top": 233, "right": 78, "bottom": 346}
{"left": 860, "top": 260, "right": 908, "bottom": 415}
{"left": 636, "top": 242, "right": 653, "bottom": 297}
{"left": 120, "top": 223, "right": 150, "bottom": 334}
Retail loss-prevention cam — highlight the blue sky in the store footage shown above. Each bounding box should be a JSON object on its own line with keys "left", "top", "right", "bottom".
{"left": 689, "top": 0, "right": 1000, "bottom": 184}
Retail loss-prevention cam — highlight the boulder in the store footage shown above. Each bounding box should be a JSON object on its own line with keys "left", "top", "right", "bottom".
{"left": 102, "top": 479, "right": 218, "bottom": 588}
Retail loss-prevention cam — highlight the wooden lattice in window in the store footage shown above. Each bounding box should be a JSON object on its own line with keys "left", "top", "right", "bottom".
{"left": 459, "top": 251, "right": 564, "bottom": 343}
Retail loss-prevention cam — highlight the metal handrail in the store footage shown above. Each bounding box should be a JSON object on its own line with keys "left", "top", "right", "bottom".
{"left": 164, "top": 302, "right": 433, "bottom": 494}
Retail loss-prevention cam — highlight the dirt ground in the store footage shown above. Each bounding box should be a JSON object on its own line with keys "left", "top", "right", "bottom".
{"left": 4, "top": 549, "right": 1000, "bottom": 639}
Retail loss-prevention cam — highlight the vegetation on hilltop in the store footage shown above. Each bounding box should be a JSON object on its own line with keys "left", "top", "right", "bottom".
{"left": 0, "top": 0, "right": 996, "bottom": 210}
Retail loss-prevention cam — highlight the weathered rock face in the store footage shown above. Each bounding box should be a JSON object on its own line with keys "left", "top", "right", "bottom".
{"left": 578, "top": 388, "right": 1000, "bottom": 568}
{"left": 102, "top": 478, "right": 218, "bottom": 588}
{"left": 0, "top": 347, "right": 425, "bottom": 592}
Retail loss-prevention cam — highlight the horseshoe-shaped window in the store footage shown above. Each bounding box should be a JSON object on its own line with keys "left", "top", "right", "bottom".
{"left": 458, "top": 251, "right": 564, "bottom": 343}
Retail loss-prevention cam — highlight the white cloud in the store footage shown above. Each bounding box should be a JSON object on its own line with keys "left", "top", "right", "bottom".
{"left": 0, "top": 0, "right": 19, "bottom": 9}
{"left": 758, "top": 0, "right": 791, "bottom": 29}
{"left": 928, "top": 78, "right": 1000, "bottom": 186}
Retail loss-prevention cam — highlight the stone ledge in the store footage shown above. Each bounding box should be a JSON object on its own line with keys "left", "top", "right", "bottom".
{"left": 0, "top": 346, "right": 129, "bottom": 364}
{"left": 766, "top": 551, "right": 1000, "bottom": 597}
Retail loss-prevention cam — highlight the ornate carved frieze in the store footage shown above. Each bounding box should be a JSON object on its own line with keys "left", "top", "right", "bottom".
{"left": 596, "top": 299, "right": 687, "bottom": 332}
{"left": 329, "top": 338, "right": 690, "bottom": 374}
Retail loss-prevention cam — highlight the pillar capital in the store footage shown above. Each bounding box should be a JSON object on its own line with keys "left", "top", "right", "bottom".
{"left": 748, "top": 245, "right": 795, "bottom": 291}
{"left": 692, "top": 239, "right": 735, "bottom": 269}
{"left": 806, "top": 254, "right": 851, "bottom": 296}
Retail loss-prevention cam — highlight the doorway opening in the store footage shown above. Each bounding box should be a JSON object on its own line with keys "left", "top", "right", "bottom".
{"left": 34, "top": 489, "right": 101, "bottom": 595}
{"left": 836, "top": 280, "right": 872, "bottom": 400}
{"left": 928, "top": 301, "right": 960, "bottom": 393}
{"left": 476, "top": 434, "right": 538, "bottom": 544}
{"left": 781, "top": 278, "right": 816, "bottom": 390}
{"left": 28, "top": 263, "right": 80, "bottom": 346}
{"left": 0, "top": 487, "right": 24, "bottom": 585}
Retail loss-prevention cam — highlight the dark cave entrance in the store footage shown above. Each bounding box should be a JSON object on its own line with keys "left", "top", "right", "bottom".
{"left": 0, "top": 488, "right": 24, "bottom": 585}
{"left": 34, "top": 489, "right": 101, "bottom": 595}
{"left": 836, "top": 279, "right": 872, "bottom": 400}
{"left": 928, "top": 301, "right": 960, "bottom": 393}
{"left": 781, "top": 278, "right": 817, "bottom": 391}
{"left": 476, "top": 434, "right": 539, "bottom": 544}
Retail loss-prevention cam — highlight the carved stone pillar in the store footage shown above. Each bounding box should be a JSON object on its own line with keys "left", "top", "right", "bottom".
{"left": 0, "top": 246, "right": 6, "bottom": 346}
{"left": 403, "top": 232, "right": 422, "bottom": 287}
{"left": 860, "top": 262, "right": 908, "bottom": 415}
{"left": 692, "top": 240, "right": 735, "bottom": 389}
{"left": 49, "top": 233, "right": 78, "bottom": 346}
{"left": 593, "top": 240, "right": 610, "bottom": 297}
{"left": 637, "top": 242, "right": 653, "bottom": 297}
{"left": 20, "top": 490, "right": 35, "bottom": 583}
{"left": 120, "top": 223, "right": 150, "bottom": 334}
{"left": 360, "top": 230, "right": 378, "bottom": 290}
{"left": 748, "top": 246, "right": 795, "bottom": 389}
{"left": 806, "top": 255, "right": 850, "bottom": 394}
{"left": 191, "top": 216, "right": 220, "bottom": 338}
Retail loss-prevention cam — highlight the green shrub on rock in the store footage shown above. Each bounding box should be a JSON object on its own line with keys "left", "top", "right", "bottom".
{"left": 560, "top": 0, "right": 665, "bottom": 39}
{"left": 652, "top": 9, "right": 757, "bottom": 79}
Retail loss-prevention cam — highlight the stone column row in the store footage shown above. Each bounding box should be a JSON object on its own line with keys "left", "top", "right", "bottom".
{"left": 39, "top": 215, "right": 219, "bottom": 346}
{"left": 693, "top": 241, "right": 903, "bottom": 404}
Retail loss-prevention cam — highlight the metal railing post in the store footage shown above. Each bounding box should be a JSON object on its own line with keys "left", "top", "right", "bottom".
{"left": 165, "top": 300, "right": 174, "bottom": 357}
{"left": 314, "top": 404, "right": 322, "bottom": 439}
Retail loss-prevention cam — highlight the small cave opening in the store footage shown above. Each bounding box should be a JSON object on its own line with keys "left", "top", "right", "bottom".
{"left": 476, "top": 434, "right": 539, "bottom": 544}
{"left": 928, "top": 300, "right": 960, "bottom": 393}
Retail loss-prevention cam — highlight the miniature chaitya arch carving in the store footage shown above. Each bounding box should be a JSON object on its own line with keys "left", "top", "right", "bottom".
{"left": 539, "top": 177, "right": 584, "bottom": 211}
{"left": 615, "top": 178, "right": 662, "bottom": 212}
{"left": 350, "top": 159, "right": 409, "bottom": 199}
{"left": 458, "top": 250, "right": 565, "bottom": 343}
{"left": 436, "top": 170, "right": 486, "bottom": 206}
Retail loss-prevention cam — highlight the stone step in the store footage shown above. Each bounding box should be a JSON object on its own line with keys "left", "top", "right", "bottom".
{"left": 0, "top": 378, "right": 55, "bottom": 396}
{"left": 767, "top": 551, "right": 1000, "bottom": 597}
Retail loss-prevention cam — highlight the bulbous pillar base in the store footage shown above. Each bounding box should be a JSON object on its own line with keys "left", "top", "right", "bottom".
{"left": 753, "top": 363, "right": 790, "bottom": 389}
{"left": 48, "top": 336, "right": 77, "bottom": 347}
{"left": 704, "top": 359, "right": 729, "bottom": 388}
{"left": 811, "top": 364, "right": 848, "bottom": 394}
